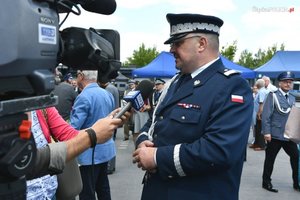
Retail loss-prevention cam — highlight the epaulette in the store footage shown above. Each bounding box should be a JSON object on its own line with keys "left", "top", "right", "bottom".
{"left": 222, "top": 69, "right": 240, "bottom": 77}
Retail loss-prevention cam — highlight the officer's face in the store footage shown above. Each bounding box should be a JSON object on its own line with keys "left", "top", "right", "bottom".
{"left": 155, "top": 83, "right": 164, "bottom": 91}
{"left": 279, "top": 79, "right": 293, "bottom": 92}
{"left": 170, "top": 34, "right": 204, "bottom": 74}
{"left": 129, "top": 83, "right": 135, "bottom": 89}
{"left": 76, "top": 71, "right": 84, "bottom": 90}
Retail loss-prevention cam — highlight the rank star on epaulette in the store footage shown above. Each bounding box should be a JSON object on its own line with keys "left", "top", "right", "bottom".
{"left": 194, "top": 80, "right": 201, "bottom": 86}
{"left": 224, "top": 69, "right": 240, "bottom": 76}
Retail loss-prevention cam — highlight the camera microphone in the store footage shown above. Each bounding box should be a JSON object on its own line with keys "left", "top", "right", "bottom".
{"left": 80, "top": 0, "right": 117, "bottom": 15}
{"left": 114, "top": 80, "right": 154, "bottom": 119}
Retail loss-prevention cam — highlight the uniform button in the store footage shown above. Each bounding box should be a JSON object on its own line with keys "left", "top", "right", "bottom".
{"left": 181, "top": 116, "right": 185, "bottom": 120}
{"left": 159, "top": 116, "right": 163, "bottom": 120}
{"left": 168, "top": 175, "right": 173, "bottom": 179}
{"left": 211, "top": 163, "right": 214, "bottom": 167}
{"left": 153, "top": 134, "right": 157, "bottom": 139}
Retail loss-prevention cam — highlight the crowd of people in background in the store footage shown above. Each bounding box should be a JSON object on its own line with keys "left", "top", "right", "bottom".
{"left": 27, "top": 11, "right": 299, "bottom": 198}
{"left": 42, "top": 67, "right": 173, "bottom": 200}
{"left": 28, "top": 62, "right": 299, "bottom": 200}
{"left": 249, "top": 73, "right": 300, "bottom": 193}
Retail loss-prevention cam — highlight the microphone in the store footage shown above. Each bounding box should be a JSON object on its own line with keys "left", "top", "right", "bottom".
{"left": 114, "top": 80, "right": 154, "bottom": 119}
{"left": 114, "top": 91, "right": 143, "bottom": 119}
{"left": 79, "top": 0, "right": 117, "bottom": 15}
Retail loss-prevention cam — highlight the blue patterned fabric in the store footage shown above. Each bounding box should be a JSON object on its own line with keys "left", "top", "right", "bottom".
{"left": 26, "top": 111, "right": 58, "bottom": 200}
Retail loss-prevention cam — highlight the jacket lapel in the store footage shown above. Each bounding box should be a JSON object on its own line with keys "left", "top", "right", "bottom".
{"left": 158, "top": 59, "right": 224, "bottom": 112}
{"left": 277, "top": 92, "right": 294, "bottom": 107}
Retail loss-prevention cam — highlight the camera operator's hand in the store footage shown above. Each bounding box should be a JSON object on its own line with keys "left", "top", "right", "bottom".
{"left": 28, "top": 109, "right": 131, "bottom": 179}
{"left": 64, "top": 108, "right": 130, "bottom": 162}
{"left": 91, "top": 108, "right": 130, "bottom": 143}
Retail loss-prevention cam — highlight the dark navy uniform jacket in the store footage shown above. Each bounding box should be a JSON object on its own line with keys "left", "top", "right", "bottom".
{"left": 136, "top": 59, "right": 253, "bottom": 200}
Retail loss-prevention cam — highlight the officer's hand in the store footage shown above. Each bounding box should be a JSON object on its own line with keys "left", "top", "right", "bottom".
{"left": 132, "top": 147, "right": 157, "bottom": 171}
{"left": 257, "top": 113, "right": 262, "bottom": 120}
{"left": 264, "top": 134, "right": 271, "bottom": 142}
{"left": 139, "top": 104, "right": 151, "bottom": 112}
{"left": 137, "top": 140, "right": 154, "bottom": 149}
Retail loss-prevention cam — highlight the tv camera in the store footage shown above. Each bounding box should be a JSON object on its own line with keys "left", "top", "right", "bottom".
{"left": 0, "top": 0, "right": 120, "bottom": 199}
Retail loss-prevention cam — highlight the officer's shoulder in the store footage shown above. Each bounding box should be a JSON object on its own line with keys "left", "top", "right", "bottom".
{"left": 270, "top": 90, "right": 278, "bottom": 95}
{"left": 219, "top": 68, "right": 241, "bottom": 78}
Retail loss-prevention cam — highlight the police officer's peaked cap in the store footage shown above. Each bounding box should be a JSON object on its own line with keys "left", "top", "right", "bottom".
{"left": 64, "top": 73, "right": 73, "bottom": 81}
{"left": 128, "top": 79, "right": 135, "bottom": 84}
{"left": 277, "top": 71, "right": 295, "bottom": 81}
{"left": 164, "top": 13, "right": 224, "bottom": 44}
{"left": 155, "top": 78, "right": 166, "bottom": 85}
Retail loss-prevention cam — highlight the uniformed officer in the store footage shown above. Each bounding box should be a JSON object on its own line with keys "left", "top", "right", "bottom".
{"left": 132, "top": 13, "right": 253, "bottom": 200}
{"left": 152, "top": 78, "right": 166, "bottom": 107}
{"left": 122, "top": 79, "right": 136, "bottom": 140}
{"left": 261, "top": 71, "right": 300, "bottom": 192}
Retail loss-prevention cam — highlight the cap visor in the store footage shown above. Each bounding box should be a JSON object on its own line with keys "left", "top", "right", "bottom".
{"left": 280, "top": 78, "right": 294, "bottom": 81}
{"left": 164, "top": 33, "right": 188, "bottom": 44}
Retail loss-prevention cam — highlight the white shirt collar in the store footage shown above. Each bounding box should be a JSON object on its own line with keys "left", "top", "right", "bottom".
{"left": 191, "top": 57, "right": 220, "bottom": 79}
{"left": 278, "top": 88, "right": 289, "bottom": 96}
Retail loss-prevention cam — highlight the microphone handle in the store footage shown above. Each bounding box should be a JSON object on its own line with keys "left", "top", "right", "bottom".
{"left": 114, "top": 102, "right": 132, "bottom": 119}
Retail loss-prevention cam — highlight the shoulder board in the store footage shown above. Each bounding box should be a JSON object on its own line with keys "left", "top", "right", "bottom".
{"left": 223, "top": 69, "right": 240, "bottom": 77}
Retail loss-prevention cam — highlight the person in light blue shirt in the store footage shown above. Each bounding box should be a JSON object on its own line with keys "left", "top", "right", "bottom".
{"left": 251, "top": 79, "right": 269, "bottom": 150}
{"left": 71, "top": 70, "right": 115, "bottom": 200}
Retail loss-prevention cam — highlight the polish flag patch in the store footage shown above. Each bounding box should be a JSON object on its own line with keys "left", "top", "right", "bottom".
{"left": 231, "top": 95, "right": 244, "bottom": 103}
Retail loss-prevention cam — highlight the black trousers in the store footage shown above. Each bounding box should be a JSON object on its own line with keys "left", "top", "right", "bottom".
{"left": 253, "top": 119, "right": 266, "bottom": 148}
{"left": 79, "top": 162, "right": 111, "bottom": 200}
{"left": 262, "top": 139, "right": 299, "bottom": 185}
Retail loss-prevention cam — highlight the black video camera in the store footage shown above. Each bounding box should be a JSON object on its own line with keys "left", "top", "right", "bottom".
{"left": 0, "top": 0, "right": 120, "bottom": 199}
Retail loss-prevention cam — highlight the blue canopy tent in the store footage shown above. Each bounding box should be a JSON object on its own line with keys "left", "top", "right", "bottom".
{"left": 132, "top": 51, "right": 177, "bottom": 78}
{"left": 132, "top": 51, "right": 255, "bottom": 79}
{"left": 254, "top": 51, "right": 300, "bottom": 78}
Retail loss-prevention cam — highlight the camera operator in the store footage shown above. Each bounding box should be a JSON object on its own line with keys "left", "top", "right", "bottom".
{"left": 26, "top": 108, "right": 130, "bottom": 179}
{"left": 18, "top": 106, "right": 125, "bottom": 200}
{"left": 1, "top": 0, "right": 122, "bottom": 198}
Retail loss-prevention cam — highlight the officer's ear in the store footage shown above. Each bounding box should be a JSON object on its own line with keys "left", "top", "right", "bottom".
{"left": 197, "top": 36, "right": 208, "bottom": 52}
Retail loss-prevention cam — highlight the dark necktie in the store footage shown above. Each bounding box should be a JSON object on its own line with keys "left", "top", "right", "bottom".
{"left": 159, "top": 74, "right": 191, "bottom": 106}
{"left": 174, "top": 74, "right": 191, "bottom": 92}
{"left": 154, "top": 91, "right": 160, "bottom": 103}
{"left": 285, "top": 94, "right": 288, "bottom": 99}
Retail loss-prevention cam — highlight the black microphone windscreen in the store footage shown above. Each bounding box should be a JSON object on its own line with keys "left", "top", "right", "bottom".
{"left": 136, "top": 80, "right": 154, "bottom": 100}
{"left": 81, "top": 0, "right": 117, "bottom": 15}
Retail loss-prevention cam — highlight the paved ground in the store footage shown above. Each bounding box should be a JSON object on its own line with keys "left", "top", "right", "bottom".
{"left": 108, "top": 128, "right": 300, "bottom": 200}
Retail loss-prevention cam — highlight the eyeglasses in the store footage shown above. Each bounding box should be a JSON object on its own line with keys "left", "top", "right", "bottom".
{"left": 170, "top": 35, "right": 202, "bottom": 48}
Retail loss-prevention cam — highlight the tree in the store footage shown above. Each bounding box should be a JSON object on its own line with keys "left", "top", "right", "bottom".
{"left": 253, "top": 44, "right": 285, "bottom": 68}
{"left": 220, "top": 40, "right": 237, "bottom": 61}
{"left": 238, "top": 50, "right": 255, "bottom": 69}
{"left": 238, "top": 43, "right": 285, "bottom": 69}
{"left": 123, "top": 43, "right": 159, "bottom": 67}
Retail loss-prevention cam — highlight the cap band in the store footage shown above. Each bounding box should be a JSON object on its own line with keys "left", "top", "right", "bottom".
{"left": 171, "top": 22, "right": 220, "bottom": 36}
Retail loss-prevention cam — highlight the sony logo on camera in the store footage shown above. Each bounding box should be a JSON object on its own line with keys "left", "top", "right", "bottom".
{"left": 40, "top": 16, "right": 56, "bottom": 24}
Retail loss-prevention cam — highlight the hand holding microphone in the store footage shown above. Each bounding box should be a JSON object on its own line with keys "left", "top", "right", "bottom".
{"left": 114, "top": 80, "right": 154, "bottom": 119}
{"left": 114, "top": 90, "right": 144, "bottom": 118}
